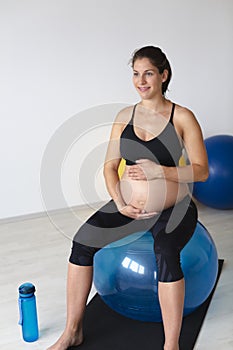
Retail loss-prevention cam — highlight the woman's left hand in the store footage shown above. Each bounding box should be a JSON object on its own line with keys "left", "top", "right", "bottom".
{"left": 127, "top": 159, "right": 164, "bottom": 180}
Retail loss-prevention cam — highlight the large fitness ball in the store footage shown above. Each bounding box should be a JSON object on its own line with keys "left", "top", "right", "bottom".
{"left": 193, "top": 134, "right": 233, "bottom": 209}
{"left": 93, "top": 222, "right": 218, "bottom": 322}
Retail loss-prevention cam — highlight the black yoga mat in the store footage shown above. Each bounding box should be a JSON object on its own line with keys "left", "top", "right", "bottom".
{"left": 69, "top": 259, "right": 224, "bottom": 350}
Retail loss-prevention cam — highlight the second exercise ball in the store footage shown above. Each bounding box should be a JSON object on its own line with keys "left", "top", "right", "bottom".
{"left": 93, "top": 222, "right": 218, "bottom": 322}
{"left": 193, "top": 134, "right": 233, "bottom": 209}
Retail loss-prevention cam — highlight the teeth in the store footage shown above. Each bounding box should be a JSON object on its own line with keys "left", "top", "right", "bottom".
{"left": 139, "top": 87, "right": 149, "bottom": 92}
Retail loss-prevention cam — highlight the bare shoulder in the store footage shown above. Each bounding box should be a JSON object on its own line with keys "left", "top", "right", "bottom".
{"left": 174, "top": 104, "right": 201, "bottom": 128}
{"left": 174, "top": 104, "right": 196, "bottom": 120}
{"left": 114, "top": 105, "right": 134, "bottom": 125}
{"left": 108, "top": 105, "right": 135, "bottom": 139}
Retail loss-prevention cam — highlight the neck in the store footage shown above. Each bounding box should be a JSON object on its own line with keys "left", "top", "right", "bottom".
{"left": 139, "top": 96, "right": 167, "bottom": 112}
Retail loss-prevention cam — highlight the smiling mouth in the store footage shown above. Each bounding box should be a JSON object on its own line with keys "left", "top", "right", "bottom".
{"left": 138, "top": 87, "right": 150, "bottom": 92}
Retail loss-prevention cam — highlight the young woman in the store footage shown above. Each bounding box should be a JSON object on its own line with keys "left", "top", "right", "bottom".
{"left": 48, "top": 46, "right": 208, "bottom": 350}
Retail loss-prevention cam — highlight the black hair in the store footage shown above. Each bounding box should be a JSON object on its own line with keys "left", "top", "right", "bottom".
{"left": 131, "top": 46, "right": 172, "bottom": 95}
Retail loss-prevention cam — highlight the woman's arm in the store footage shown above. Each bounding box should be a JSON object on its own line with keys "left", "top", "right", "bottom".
{"left": 103, "top": 117, "right": 125, "bottom": 208}
{"left": 103, "top": 107, "right": 137, "bottom": 210}
{"left": 128, "top": 107, "right": 209, "bottom": 183}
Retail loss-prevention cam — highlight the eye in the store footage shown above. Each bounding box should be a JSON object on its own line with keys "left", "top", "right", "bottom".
{"left": 146, "top": 71, "right": 153, "bottom": 76}
{"left": 133, "top": 72, "right": 139, "bottom": 77}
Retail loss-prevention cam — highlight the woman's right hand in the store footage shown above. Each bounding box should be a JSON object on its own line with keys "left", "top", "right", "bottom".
{"left": 118, "top": 203, "right": 158, "bottom": 220}
{"left": 118, "top": 204, "right": 141, "bottom": 219}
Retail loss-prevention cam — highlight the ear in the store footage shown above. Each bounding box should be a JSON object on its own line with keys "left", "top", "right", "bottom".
{"left": 162, "top": 69, "right": 169, "bottom": 83}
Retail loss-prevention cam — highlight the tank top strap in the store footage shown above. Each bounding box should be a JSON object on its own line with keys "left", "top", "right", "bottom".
{"left": 169, "top": 103, "right": 176, "bottom": 125}
{"left": 129, "top": 104, "right": 137, "bottom": 124}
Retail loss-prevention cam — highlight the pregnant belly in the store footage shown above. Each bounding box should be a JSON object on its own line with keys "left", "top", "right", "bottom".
{"left": 120, "top": 171, "right": 189, "bottom": 213}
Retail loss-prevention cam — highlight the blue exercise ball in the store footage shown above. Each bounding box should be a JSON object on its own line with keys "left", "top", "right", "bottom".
{"left": 193, "top": 134, "right": 233, "bottom": 209}
{"left": 93, "top": 222, "right": 218, "bottom": 322}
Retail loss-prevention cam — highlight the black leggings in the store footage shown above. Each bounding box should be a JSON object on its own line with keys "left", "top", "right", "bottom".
{"left": 69, "top": 195, "right": 198, "bottom": 282}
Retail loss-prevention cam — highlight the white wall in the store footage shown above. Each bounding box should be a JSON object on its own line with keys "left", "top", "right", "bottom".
{"left": 0, "top": 0, "right": 233, "bottom": 219}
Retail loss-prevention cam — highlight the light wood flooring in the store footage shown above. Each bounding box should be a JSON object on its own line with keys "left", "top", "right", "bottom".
{"left": 0, "top": 201, "right": 232, "bottom": 349}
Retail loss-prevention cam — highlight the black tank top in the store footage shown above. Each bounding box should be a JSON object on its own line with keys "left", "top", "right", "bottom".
{"left": 120, "top": 103, "right": 182, "bottom": 166}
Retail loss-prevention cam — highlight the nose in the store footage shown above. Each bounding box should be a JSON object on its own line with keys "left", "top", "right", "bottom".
{"left": 139, "top": 74, "right": 146, "bottom": 85}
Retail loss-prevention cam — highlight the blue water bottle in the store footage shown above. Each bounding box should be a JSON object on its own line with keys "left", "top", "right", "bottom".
{"left": 18, "top": 282, "right": 39, "bottom": 342}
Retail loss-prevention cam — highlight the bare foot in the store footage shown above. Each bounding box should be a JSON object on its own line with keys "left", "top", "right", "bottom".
{"left": 47, "top": 329, "right": 83, "bottom": 350}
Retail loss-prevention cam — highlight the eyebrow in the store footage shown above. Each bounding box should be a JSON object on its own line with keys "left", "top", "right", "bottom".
{"left": 133, "top": 69, "right": 155, "bottom": 72}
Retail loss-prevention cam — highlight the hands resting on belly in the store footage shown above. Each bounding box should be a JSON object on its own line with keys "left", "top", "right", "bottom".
{"left": 118, "top": 159, "right": 188, "bottom": 219}
{"left": 118, "top": 159, "right": 163, "bottom": 220}
{"left": 127, "top": 159, "right": 164, "bottom": 181}
{"left": 118, "top": 203, "right": 159, "bottom": 220}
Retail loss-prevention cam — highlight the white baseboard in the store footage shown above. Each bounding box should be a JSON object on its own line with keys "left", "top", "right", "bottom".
{"left": 0, "top": 201, "right": 107, "bottom": 225}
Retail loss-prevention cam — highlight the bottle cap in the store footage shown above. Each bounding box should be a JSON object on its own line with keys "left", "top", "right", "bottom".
{"left": 19, "top": 282, "right": 36, "bottom": 295}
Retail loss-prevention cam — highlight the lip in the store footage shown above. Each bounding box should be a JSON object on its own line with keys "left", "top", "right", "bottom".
{"left": 138, "top": 87, "right": 150, "bottom": 92}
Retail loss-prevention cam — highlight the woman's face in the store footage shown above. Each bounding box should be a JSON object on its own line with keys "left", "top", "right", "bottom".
{"left": 132, "top": 57, "right": 166, "bottom": 100}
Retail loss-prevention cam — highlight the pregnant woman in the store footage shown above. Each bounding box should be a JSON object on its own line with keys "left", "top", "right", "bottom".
{"left": 48, "top": 46, "right": 208, "bottom": 350}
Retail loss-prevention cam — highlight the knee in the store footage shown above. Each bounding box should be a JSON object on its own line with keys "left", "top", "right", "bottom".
{"left": 69, "top": 241, "right": 99, "bottom": 266}
{"left": 155, "top": 251, "right": 183, "bottom": 283}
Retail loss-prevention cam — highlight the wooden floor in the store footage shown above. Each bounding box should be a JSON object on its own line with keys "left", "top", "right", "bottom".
{"left": 1, "top": 201, "right": 233, "bottom": 349}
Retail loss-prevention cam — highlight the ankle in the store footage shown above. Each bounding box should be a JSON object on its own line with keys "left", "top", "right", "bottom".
{"left": 65, "top": 322, "right": 83, "bottom": 335}
{"left": 164, "top": 342, "right": 179, "bottom": 350}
